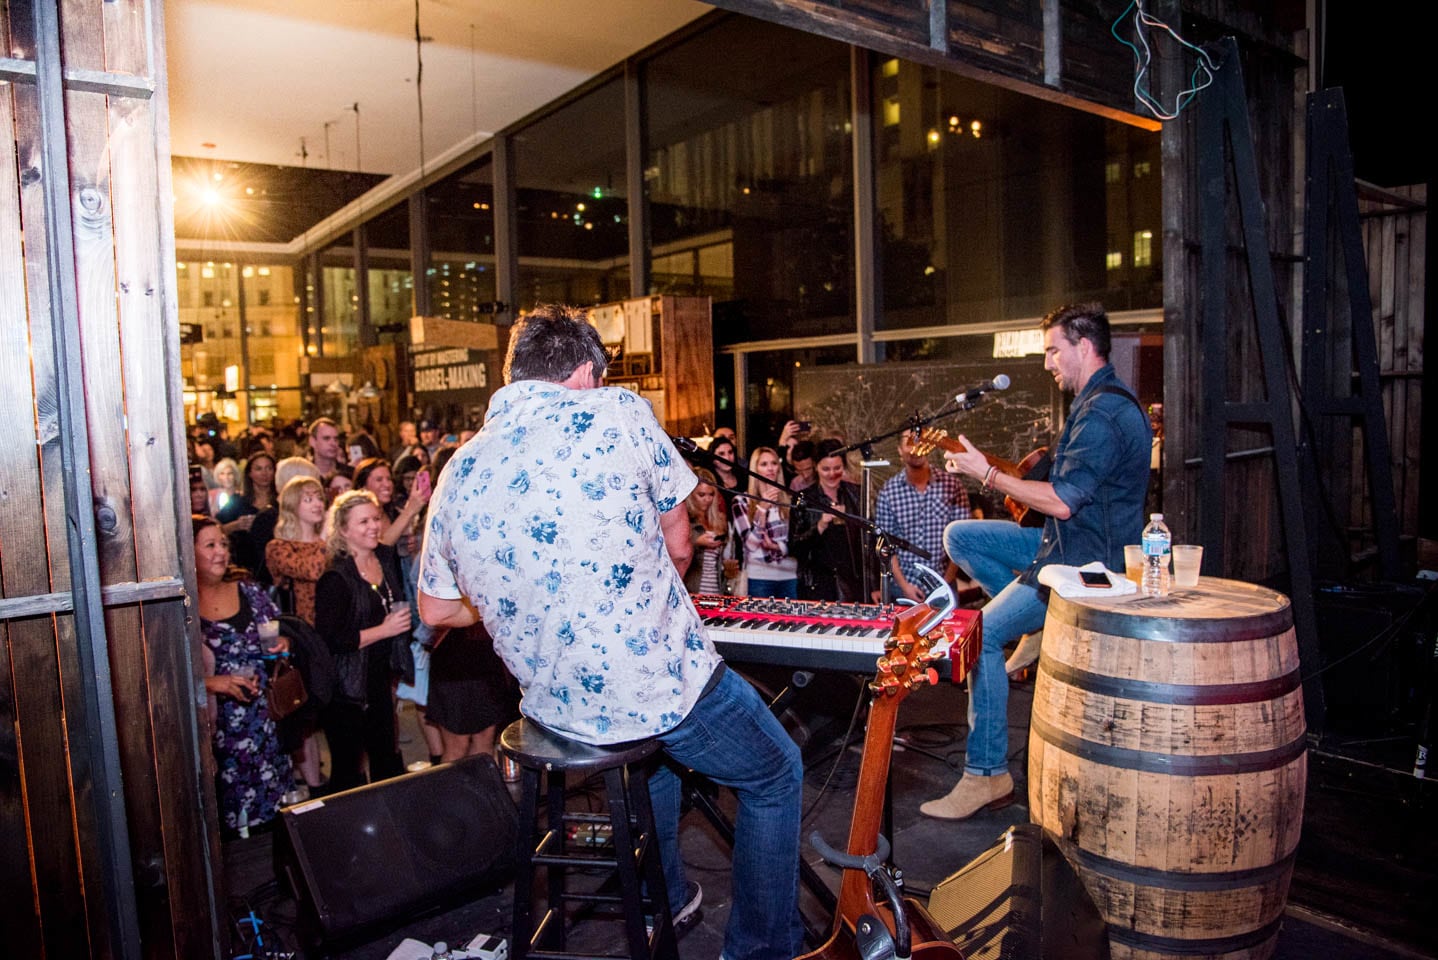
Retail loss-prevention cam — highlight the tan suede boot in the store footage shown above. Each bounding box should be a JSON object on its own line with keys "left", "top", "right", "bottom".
{"left": 1004, "top": 630, "right": 1043, "bottom": 677}
{"left": 918, "top": 771, "right": 1015, "bottom": 820}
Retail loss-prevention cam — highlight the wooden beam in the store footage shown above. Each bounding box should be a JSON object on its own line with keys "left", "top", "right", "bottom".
{"left": 409, "top": 315, "right": 499, "bottom": 351}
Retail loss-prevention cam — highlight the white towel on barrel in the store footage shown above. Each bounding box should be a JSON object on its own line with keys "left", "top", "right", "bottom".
{"left": 1037, "top": 561, "right": 1138, "bottom": 598}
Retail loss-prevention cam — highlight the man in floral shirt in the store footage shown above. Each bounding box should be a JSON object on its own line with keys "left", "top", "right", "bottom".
{"left": 418, "top": 305, "right": 802, "bottom": 960}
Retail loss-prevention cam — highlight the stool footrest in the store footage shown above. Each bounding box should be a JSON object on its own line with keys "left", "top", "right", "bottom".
{"left": 533, "top": 853, "right": 622, "bottom": 869}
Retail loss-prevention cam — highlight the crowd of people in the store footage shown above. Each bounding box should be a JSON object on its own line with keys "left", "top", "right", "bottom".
{"left": 188, "top": 300, "right": 1150, "bottom": 960}
{"left": 189, "top": 412, "right": 514, "bottom": 837}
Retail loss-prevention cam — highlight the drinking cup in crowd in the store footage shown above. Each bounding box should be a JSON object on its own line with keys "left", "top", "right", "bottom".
{"left": 257, "top": 618, "right": 283, "bottom": 652}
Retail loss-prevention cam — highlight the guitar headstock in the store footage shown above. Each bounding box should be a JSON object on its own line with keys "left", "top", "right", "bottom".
{"left": 907, "top": 426, "right": 951, "bottom": 458}
{"left": 872, "top": 564, "right": 958, "bottom": 698}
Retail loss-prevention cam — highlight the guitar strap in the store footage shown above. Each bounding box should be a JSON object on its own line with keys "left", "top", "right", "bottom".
{"left": 1022, "top": 384, "right": 1144, "bottom": 484}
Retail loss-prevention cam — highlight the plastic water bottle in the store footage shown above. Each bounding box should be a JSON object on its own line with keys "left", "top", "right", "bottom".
{"left": 1142, "top": 513, "right": 1171, "bottom": 597}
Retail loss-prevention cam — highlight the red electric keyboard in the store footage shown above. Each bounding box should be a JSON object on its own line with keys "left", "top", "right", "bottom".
{"left": 693, "top": 594, "right": 981, "bottom": 682}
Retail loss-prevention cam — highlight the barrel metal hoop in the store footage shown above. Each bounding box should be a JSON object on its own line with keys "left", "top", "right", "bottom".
{"left": 1030, "top": 714, "right": 1307, "bottom": 775}
{"left": 1106, "top": 916, "right": 1283, "bottom": 955}
{"left": 1047, "top": 595, "right": 1292, "bottom": 643}
{"left": 1037, "top": 655, "right": 1303, "bottom": 706}
{"left": 1062, "top": 840, "right": 1297, "bottom": 891}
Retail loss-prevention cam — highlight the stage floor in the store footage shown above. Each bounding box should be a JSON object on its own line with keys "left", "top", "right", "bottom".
{"left": 223, "top": 670, "right": 1434, "bottom": 959}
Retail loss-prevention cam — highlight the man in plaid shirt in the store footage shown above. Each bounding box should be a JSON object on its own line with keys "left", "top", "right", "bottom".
{"left": 874, "top": 431, "right": 971, "bottom": 601}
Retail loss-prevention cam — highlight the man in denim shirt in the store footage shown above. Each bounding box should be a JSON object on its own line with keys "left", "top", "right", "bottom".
{"left": 921, "top": 303, "right": 1151, "bottom": 820}
{"left": 418, "top": 306, "right": 803, "bottom": 959}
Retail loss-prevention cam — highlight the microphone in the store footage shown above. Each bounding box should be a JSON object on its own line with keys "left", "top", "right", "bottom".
{"left": 954, "top": 373, "right": 1011, "bottom": 405}
{"left": 670, "top": 435, "right": 700, "bottom": 454}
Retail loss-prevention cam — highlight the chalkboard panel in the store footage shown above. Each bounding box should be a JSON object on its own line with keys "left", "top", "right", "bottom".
{"left": 793, "top": 356, "right": 1057, "bottom": 495}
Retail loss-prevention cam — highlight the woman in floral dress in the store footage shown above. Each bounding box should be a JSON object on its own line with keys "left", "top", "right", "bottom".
{"left": 195, "top": 515, "right": 292, "bottom": 835}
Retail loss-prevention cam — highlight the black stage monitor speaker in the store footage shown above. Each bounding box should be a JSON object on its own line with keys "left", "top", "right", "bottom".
{"left": 274, "top": 754, "right": 517, "bottom": 945}
{"left": 927, "top": 823, "right": 1108, "bottom": 960}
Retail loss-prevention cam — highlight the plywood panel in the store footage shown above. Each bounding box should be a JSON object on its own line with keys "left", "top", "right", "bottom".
{"left": 660, "top": 295, "right": 715, "bottom": 436}
{"left": 1358, "top": 184, "right": 1426, "bottom": 547}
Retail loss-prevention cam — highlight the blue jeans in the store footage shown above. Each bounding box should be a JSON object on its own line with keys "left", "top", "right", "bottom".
{"left": 943, "top": 520, "right": 1048, "bottom": 776}
{"left": 746, "top": 577, "right": 798, "bottom": 599}
{"left": 648, "top": 668, "right": 805, "bottom": 960}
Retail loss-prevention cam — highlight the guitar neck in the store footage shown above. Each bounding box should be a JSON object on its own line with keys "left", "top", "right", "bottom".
{"left": 836, "top": 691, "right": 902, "bottom": 922}
{"left": 919, "top": 432, "right": 1023, "bottom": 476}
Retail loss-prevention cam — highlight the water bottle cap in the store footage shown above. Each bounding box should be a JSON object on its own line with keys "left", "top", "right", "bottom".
{"left": 1150, "top": 513, "right": 1163, "bottom": 520}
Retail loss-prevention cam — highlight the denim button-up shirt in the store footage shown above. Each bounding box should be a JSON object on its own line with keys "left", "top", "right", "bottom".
{"left": 1019, "top": 364, "right": 1151, "bottom": 587}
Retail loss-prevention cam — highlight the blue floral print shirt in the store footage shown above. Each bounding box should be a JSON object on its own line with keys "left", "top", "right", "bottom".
{"left": 418, "top": 380, "right": 720, "bottom": 744}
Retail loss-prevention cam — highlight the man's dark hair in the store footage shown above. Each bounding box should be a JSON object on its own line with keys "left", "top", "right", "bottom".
{"left": 789, "top": 440, "right": 815, "bottom": 463}
{"left": 504, "top": 304, "right": 609, "bottom": 385}
{"left": 1041, "top": 302, "right": 1111, "bottom": 359}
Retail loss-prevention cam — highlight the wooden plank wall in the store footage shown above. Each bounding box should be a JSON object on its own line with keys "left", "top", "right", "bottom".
{"left": 1, "top": 1, "right": 221, "bottom": 958}
{"left": 1359, "top": 185, "right": 1426, "bottom": 544}
{"left": 1163, "top": 16, "right": 1305, "bottom": 580}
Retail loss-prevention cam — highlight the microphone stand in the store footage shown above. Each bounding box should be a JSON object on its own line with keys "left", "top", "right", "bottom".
{"left": 809, "top": 393, "right": 999, "bottom": 603}
{"left": 673, "top": 440, "right": 933, "bottom": 587}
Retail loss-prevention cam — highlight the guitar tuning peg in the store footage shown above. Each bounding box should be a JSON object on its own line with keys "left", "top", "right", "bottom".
{"left": 924, "top": 667, "right": 940, "bottom": 686}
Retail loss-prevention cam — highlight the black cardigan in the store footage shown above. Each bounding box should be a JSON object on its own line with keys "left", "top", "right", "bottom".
{"left": 314, "top": 545, "right": 407, "bottom": 703}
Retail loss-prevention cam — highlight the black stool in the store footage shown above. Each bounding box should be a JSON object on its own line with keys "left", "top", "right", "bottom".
{"left": 500, "top": 718, "right": 678, "bottom": 960}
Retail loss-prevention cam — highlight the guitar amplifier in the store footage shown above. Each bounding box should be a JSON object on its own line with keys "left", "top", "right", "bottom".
{"left": 926, "top": 823, "right": 1108, "bottom": 960}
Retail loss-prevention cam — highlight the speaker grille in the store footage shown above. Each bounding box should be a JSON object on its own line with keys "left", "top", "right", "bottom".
{"left": 277, "top": 755, "right": 517, "bottom": 942}
{"left": 927, "top": 824, "right": 1043, "bottom": 960}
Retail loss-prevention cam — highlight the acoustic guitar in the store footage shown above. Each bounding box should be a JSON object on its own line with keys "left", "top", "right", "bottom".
{"left": 797, "top": 582, "right": 982, "bottom": 960}
{"left": 909, "top": 428, "right": 1048, "bottom": 526}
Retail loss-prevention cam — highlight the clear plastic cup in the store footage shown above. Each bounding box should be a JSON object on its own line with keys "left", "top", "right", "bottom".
{"left": 1123, "top": 544, "right": 1144, "bottom": 585}
{"left": 257, "top": 619, "right": 282, "bottom": 652}
{"left": 1172, "top": 545, "right": 1203, "bottom": 587}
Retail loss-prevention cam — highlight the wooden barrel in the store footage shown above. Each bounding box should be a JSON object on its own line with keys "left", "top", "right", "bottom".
{"left": 1028, "top": 578, "right": 1306, "bottom": 960}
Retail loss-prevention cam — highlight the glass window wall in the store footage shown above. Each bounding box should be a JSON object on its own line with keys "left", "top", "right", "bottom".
{"left": 365, "top": 201, "right": 414, "bottom": 338}
{"left": 514, "top": 80, "right": 630, "bottom": 311}
{"left": 241, "top": 264, "right": 305, "bottom": 424}
{"left": 320, "top": 239, "right": 360, "bottom": 356}
{"left": 429, "top": 158, "right": 498, "bottom": 320}
{"left": 646, "top": 18, "right": 854, "bottom": 345}
{"left": 871, "top": 59, "right": 1161, "bottom": 333}
{"left": 178, "top": 259, "right": 242, "bottom": 424}
{"left": 741, "top": 344, "right": 858, "bottom": 446}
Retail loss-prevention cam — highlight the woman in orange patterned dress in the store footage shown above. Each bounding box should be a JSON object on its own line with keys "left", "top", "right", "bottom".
{"left": 265, "top": 475, "right": 328, "bottom": 790}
